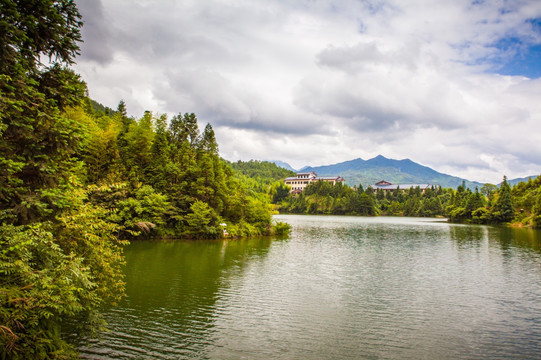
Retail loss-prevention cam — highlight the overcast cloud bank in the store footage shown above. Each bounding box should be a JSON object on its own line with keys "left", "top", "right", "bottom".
{"left": 75, "top": 0, "right": 541, "bottom": 184}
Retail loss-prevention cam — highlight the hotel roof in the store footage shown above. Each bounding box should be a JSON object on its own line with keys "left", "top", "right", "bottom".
{"left": 373, "top": 182, "right": 432, "bottom": 190}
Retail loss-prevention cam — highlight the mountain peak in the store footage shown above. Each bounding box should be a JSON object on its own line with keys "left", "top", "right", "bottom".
{"left": 270, "top": 160, "right": 297, "bottom": 172}
{"left": 295, "top": 155, "right": 482, "bottom": 189}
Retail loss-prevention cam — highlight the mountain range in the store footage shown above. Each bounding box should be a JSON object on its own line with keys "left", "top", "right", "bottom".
{"left": 272, "top": 155, "right": 538, "bottom": 189}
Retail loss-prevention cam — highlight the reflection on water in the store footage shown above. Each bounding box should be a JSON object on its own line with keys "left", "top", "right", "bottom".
{"left": 77, "top": 237, "right": 274, "bottom": 359}
{"left": 77, "top": 216, "right": 541, "bottom": 359}
{"left": 495, "top": 226, "right": 541, "bottom": 252}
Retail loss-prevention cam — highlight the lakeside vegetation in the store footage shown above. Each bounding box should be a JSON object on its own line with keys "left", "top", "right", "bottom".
{"left": 232, "top": 161, "right": 541, "bottom": 228}
{"left": 0, "top": 1, "right": 285, "bottom": 358}
{"left": 275, "top": 175, "right": 541, "bottom": 227}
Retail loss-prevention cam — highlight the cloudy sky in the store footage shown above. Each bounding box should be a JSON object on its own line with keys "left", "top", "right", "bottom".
{"left": 74, "top": 0, "right": 541, "bottom": 184}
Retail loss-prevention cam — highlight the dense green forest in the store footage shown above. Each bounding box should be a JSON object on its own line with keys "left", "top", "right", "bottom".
{"left": 0, "top": 1, "right": 285, "bottom": 358}
{"left": 272, "top": 174, "right": 541, "bottom": 227}
{"left": 230, "top": 160, "right": 295, "bottom": 187}
{"left": 77, "top": 107, "right": 282, "bottom": 239}
{"left": 229, "top": 160, "right": 295, "bottom": 204}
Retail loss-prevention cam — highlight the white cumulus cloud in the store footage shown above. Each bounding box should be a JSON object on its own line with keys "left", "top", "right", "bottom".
{"left": 74, "top": 0, "right": 541, "bottom": 183}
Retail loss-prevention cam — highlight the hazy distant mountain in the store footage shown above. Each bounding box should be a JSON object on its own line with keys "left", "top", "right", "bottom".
{"left": 270, "top": 160, "right": 297, "bottom": 172}
{"left": 507, "top": 175, "right": 539, "bottom": 187}
{"left": 299, "top": 155, "right": 483, "bottom": 189}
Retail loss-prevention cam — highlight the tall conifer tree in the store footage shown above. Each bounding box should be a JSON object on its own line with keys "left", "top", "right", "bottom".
{"left": 0, "top": 0, "right": 86, "bottom": 224}
{"left": 494, "top": 176, "right": 514, "bottom": 223}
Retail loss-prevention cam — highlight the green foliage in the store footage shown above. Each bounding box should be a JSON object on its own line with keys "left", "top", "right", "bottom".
{"left": 532, "top": 189, "right": 541, "bottom": 229}
{"left": 387, "top": 201, "right": 403, "bottom": 216}
{"left": 472, "top": 207, "right": 491, "bottom": 224}
{"left": 0, "top": 0, "right": 87, "bottom": 225}
{"left": 0, "top": 200, "right": 126, "bottom": 359}
{"left": 272, "top": 221, "right": 291, "bottom": 236}
{"left": 511, "top": 175, "right": 541, "bottom": 227}
{"left": 0, "top": 2, "right": 129, "bottom": 357}
{"left": 271, "top": 181, "right": 291, "bottom": 204}
{"left": 272, "top": 172, "right": 539, "bottom": 226}
{"left": 0, "top": 71, "right": 87, "bottom": 224}
{"left": 480, "top": 183, "right": 498, "bottom": 201}
{"left": 76, "top": 110, "right": 276, "bottom": 240}
{"left": 0, "top": 0, "right": 82, "bottom": 72}
{"left": 113, "top": 185, "right": 173, "bottom": 238}
{"left": 73, "top": 107, "right": 122, "bottom": 185}
{"left": 279, "top": 181, "right": 377, "bottom": 216}
{"left": 493, "top": 176, "right": 514, "bottom": 223}
{"left": 227, "top": 220, "right": 260, "bottom": 238}
{"left": 0, "top": 224, "right": 85, "bottom": 359}
{"left": 185, "top": 201, "right": 220, "bottom": 239}
{"left": 418, "top": 196, "right": 443, "bottom": 217}
{"left": 53, "top": 202, "right": 127, "bottom": 306}
{"left": 230, "top": 160, "right": 295, "bottom": 186}
{"left": 88, "top": 99, "right": 118, "bottom": 117}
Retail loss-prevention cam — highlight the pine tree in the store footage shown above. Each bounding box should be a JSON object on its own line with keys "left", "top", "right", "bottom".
{"left": 199, "top": 123, "right": 219, "bottom": 154}
{"left": 117, "top": 99, "right": 128, "bottom": 117}
{"left": 465, "top": 187, "right": 485, "bottom": 218}
{"left": 493, "top": 176, "right": 514, "bottom": 223}
{"left": 1, "top": 0, "right": 86, "bottom": 224}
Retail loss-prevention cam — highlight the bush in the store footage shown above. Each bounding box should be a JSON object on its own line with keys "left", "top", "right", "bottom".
{"left": 1, "top": 225, "right": 96, "bottom": 359}
{"left": 273, "top": 221, "right": 291, "bottom": 236}
{"left": 227, "top": 220, "right": 260, "bottom": 238}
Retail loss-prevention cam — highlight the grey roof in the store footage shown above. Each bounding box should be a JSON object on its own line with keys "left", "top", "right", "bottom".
{"left": 374, "top": 183, "right": 431, "bottom": 190}
{"left": 316, "top": 176, "right": 345, "bottom": 181}
{"left": 285, "top": 173, "right": 344, "bottom": 182}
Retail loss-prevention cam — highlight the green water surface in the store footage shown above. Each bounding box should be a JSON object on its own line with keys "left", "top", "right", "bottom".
{"left": 77, "top": 215, "right": 541, "bottom": 359}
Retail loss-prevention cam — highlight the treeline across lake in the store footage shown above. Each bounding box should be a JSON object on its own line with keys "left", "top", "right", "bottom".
{"left": 273, "top": 175, "right": 541, "bottom": 227}
{"left": 232, "top": 161, "right": 541, "bottom": 227}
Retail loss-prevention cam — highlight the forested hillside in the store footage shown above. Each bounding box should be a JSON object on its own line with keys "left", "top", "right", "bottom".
{"left": 230, "top": 160, "right": 295, "bottom": 185}
{"left": 0, "top": 1, "right": 281, "bottom": 357}
{"left": 79, "top": 107, "right": 278, "bottom": 239}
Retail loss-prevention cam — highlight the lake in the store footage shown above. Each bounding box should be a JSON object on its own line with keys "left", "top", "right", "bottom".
{"left": 76, "top": 215, "right": 541, "bottom": 359}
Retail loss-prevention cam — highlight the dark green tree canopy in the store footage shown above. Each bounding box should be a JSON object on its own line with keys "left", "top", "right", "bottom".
{"left": 494, "top": 176, "right": 514, "bottom": 223}
{"left": 0, "top": 0, "right": 86, "bottom": 224}
{"left": 0, "top": 0, "right": 82, "bottom": 72}
{"left": 199, "top": 123, "right": 218, "bottom": 154}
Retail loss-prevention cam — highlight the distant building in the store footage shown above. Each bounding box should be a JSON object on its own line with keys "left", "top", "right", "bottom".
{"left": 373, "top": 180, "right": 433, "bottom": 193}
{"left": 284, "top": 172, "right": 345, "bottom": 194}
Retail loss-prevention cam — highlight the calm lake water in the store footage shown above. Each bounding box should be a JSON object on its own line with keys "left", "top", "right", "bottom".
{"left": 76, "top": 215, "right": 541, "bottom": 359}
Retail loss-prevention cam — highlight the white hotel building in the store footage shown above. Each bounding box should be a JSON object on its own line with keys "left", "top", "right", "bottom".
{"left": 284, "top": 172, "right": 346, "bottom": 193}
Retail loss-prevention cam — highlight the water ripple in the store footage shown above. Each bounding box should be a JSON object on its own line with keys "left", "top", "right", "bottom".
{"left": 77, "top": 216, "right": 541, "bottom": 359}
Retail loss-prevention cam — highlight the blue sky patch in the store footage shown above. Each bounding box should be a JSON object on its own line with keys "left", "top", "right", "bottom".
{"left": 492, "top": 18, "right": 541, "bottom": 78}
{"left": 496, "top": 44, "right": 541, "bottom": 78}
